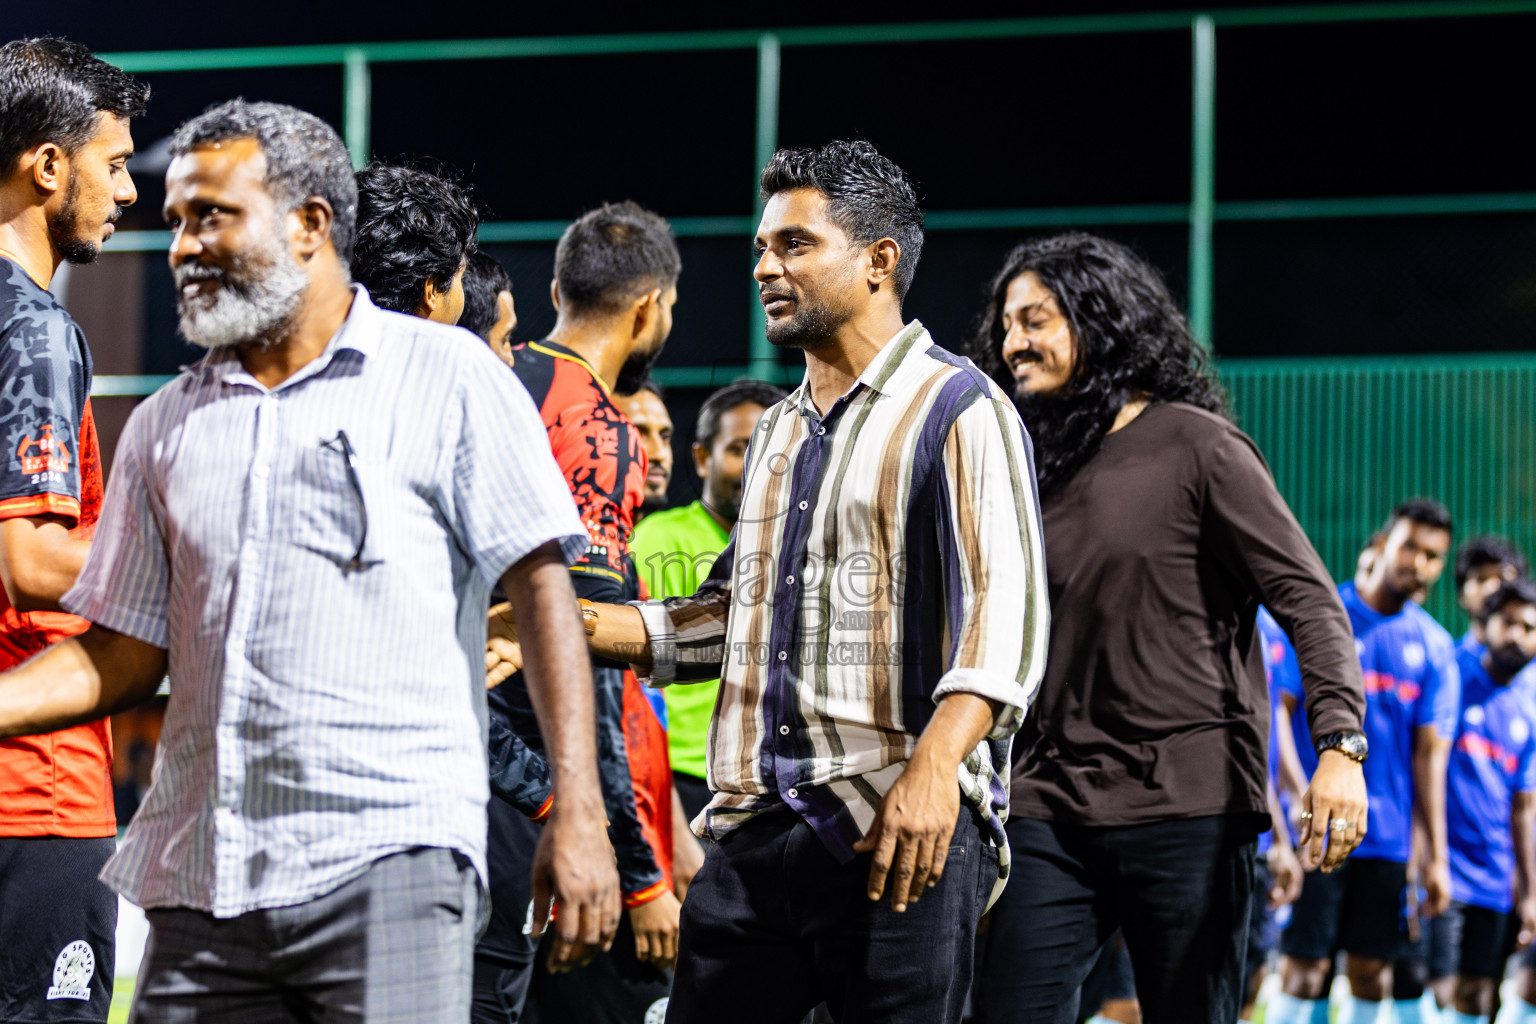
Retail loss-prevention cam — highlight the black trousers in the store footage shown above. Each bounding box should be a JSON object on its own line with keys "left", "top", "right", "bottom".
{"left": 666, "top": 805, "right": 997, "bottom": 1024}
{"left": 973, "top": 814, "right": 1258, "bottom": 1024}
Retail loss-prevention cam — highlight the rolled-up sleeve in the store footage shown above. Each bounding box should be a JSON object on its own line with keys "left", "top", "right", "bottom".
{"left": 449, "top": 347, "right": 588, "bottom": 583}
{"left": 930, "top": 396, "right": 1051, "bottom": 739}
{"left": 630, "top": 537, "right": 736, "bottom": 686}
{"left": 61, "top": 406, "right": 171, "bottom": 647}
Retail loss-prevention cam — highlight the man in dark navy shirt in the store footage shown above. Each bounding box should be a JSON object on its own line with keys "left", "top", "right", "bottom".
{"left": 1276, "top": 500, "right": 1460, "bottom": 1024}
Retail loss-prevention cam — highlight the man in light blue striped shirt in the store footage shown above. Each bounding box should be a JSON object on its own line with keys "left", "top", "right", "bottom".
{"left": 0, "top": 100, "right": 621, "bottom": 1022}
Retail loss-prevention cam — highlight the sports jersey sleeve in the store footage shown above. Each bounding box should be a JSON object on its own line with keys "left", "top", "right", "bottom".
{"left": 1203, "top": 424, "right": 1365, "bottom": 742}
{"left": 1517, "top": 713, "right": 1536, "bottom": 794}
{"left": 485, "top": 689, "right": 554, "bottom": 821}
{"left": 0, "top": 305, "right": 89, "bottom": 524}
{"left": 545, "top": 396, "right": 645, "bottom": 605}
{"left": 1415, "top": 628, "right": 1461, "bottom": 739}
{"left": 1259, "top": 608, "right": 1304, "bottom": 701}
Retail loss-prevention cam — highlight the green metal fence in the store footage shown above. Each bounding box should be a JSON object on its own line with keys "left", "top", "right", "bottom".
{"left": 80, "top": 6, "right": 1536, "bottom": 631}
{"left": 1224, "top": 353, "right": 1536, "bottom": 632}
{"left": 94, "top": 0, "right": 1536, "bottom": 375}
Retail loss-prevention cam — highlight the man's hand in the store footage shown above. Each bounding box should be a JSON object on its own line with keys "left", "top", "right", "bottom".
{"left": 1420, "top": 856, "right": 1451, "bottom": 918}
{"left": 1518, "top": 893, "right": 1536, "bottom": 948}
{"left": 628, "top": 889, "right": 682, "bottom": 970}
{"left": 1266, "top": 841, "right": 1304, "bottom": 909}
{"left": 670, "top": 786, "right": 704, "bottom": 903}
{"left": 530, "top": 805, "right": 622, "bottom": 973}
{"left": 485, "top": 601, "right": 524, "bottom": 689}
{"left": 852, "top": 750, "right": 961, "bottom": 912}
{"left": 1299, "top": 749, "right": 1368, "bottom": 872}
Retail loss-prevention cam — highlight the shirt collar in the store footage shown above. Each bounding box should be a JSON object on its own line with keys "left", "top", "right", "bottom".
{"left": 201, "top": 285, "right": 381, "bottom": 390}
{"left": 785, "top": 320, "right": 933, "bottom": 418}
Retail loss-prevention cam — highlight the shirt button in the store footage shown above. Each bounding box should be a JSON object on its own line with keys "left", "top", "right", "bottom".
{"left": 779, "top": 725, "right": 790, "bottom": 735}
{"left": 778, "top": 651, "right": 788, "bottom": 662}
{"left": 787, "top": 788, "right": 799, "bottom": 799}
{"left": 817, "top": 426, "right": 826, "bottom": 436}
{"left": 785, "top": 575, "right": 795, "bottom": 586}
{"left": 798, "top": 501, "right": 809, "bottom": 511}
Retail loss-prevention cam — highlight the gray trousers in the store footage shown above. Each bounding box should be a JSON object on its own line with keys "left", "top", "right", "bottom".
{"left": 130, "top": 846, "right": 482, "bottom": 1023}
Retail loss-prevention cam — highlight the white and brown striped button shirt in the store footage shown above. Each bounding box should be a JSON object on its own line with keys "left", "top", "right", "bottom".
{"left": 635, "top": 321, "right": 1049, "bottom": 904}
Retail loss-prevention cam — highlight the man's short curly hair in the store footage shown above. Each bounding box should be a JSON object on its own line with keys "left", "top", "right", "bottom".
{"left": 352, "top": 162, "right": 478, "bottom": 314}
{"left": 554, "top": 200, "right": 679, "bottom": 317}
{"left": 759, "top": 139, "right": 924, "bottom": 301}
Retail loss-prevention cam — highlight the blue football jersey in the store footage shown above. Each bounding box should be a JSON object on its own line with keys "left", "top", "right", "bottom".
{"left": 1342, "top": 582, "right": 1461, "bottom": 863}
{"left": 1446, "top": 646, "right": 1536, "bottom": 912}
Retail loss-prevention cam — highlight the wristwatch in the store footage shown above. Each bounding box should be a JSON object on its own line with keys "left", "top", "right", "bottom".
{"left": 578, "top": 598, "right": 598, "bottom": 637}
{"left": 1315, "top": 730, "right": 1368, "bottom": 763}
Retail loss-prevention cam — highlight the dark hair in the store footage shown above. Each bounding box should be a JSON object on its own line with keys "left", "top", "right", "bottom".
{"left": 632, "top": 377, "right": 664, "bottom": 401}
{"left": 554, "top": 200, "right": 679, "bottom": 316}
{"left": 459, "top": 250, "right": 513, "bottom": 340}
{"left": 1454, "top": 535, "right": 1528, "bottom": 591}
{"left": 1386, "top": 497, "right": 1453, "bottom": 537}
{"left": 352, "top": 162, "right": 478, "bottom": 315}
{"left": 0, "top": 38, "right": 149, "bottom": 178}
{"left": 759, "top": 139, "right": 924, "bottom": 301}
{"left": 696, "top": 380, "right": 788, "bottom": 450}
{"left": 1481, "top": 578, "right": 1536, "bottom": 624}
{"left": 170, "top": 99, "right": 358, "bottom": 264}
{"left": 968, "top": 232, "right": 1227, "bottom": 497}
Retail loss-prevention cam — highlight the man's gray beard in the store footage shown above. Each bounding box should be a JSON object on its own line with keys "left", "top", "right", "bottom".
{"left": 176, "top": 231, "right": 308, "bottom": 350}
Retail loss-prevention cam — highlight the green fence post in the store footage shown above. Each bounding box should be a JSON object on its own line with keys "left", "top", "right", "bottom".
{"left": 344, "top": 48, "right": 372, "bottom": 170}
{"left": 1189, "top": 15, "right": 1216, "bottom": 350}
{"left": 749, "top": 33, "right": 781, "bottom": 382}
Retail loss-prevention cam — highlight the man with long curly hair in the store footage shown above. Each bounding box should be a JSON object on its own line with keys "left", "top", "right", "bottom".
{"left": 966, "top": 232, "right": 1369, "bottom": 1024}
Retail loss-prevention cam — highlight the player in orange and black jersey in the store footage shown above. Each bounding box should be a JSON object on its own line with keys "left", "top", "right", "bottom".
{"left": 0, "top": 39, "right": 148, "bottom": 1024}
{"left": 481, "top": 201, "right": 682, "bottom": 1024}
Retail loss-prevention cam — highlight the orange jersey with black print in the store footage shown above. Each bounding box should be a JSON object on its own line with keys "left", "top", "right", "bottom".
{"left": 510, "top": 340, "right": 646, "bottom": 596}
{"left": 0, "top": 256, "right": 113, "bottom": 837}
{"left": 507, "top": 339, "right": 671, "bottom": 904}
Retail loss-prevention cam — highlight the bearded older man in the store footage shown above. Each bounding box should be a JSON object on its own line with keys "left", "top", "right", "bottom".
{"left": 0, "top": 99, "right": 621, "bottom": 1022}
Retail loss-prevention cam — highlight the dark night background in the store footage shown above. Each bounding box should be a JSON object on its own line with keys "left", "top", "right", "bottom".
{"left": 10, "top": 0, "right": 1536, "bottom": 505}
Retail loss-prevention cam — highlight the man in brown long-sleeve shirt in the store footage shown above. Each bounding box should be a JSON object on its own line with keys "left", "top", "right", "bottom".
{"left": 967, "top": 233, "right": 1368, "bottom": 1024}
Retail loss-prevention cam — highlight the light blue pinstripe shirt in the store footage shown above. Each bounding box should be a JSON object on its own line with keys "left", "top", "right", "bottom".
{"left": 63, "top": 288, "right": 586, "bottom": 917}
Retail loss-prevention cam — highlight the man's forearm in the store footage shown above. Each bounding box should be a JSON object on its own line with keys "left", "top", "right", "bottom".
{"left": 1413, "top": 734, "right": 1452, "bottom": 861}
{"left": 1277, "top": 693, "right": 1310, "bottom": 798}
{"left": 0, "top": 517, "right": 91, "bottom": 613}
{"left": 586, "top": 602, "right": 651, "bottom": 668}
{"left": 910, "top": 693, "right": 999, "bottom": 773}
{"left": 1514, "top": 793, "right": 1536, "bottom": 899}
{"left": 0, "top": 626, "right": 166, "bottom": 738}
{"left": 503, "top": 545, "right": 607, "bottom": 817}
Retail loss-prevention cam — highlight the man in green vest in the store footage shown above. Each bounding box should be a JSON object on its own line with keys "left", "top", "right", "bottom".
{"left": 630, "top": 379, "right": 786, "bottom": 823}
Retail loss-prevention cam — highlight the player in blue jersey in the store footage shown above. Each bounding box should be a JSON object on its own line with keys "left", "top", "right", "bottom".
{"left": 1243, "top": 609, "right": 1306, "bottom": 1023}
{"left": 1443, "top": 579, "right": 1536, "bottom": 1024}
{"left": 1273, "top": 500, "right": 1460, "bottom": 1024}
{"left": 1454, "top": 537, "right": 1527, "bottom": 660}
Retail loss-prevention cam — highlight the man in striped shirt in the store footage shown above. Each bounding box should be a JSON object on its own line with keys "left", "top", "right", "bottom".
{"left": 489, "top": 140, "right": 1050, "bottom": 1024}
{"left": 0, "top": 100, "right": 620, "bottom": 1022}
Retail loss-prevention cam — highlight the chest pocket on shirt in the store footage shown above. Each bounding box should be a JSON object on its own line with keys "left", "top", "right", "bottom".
{"left": 293, "top": 441, "right": 387, "bottom": 569}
